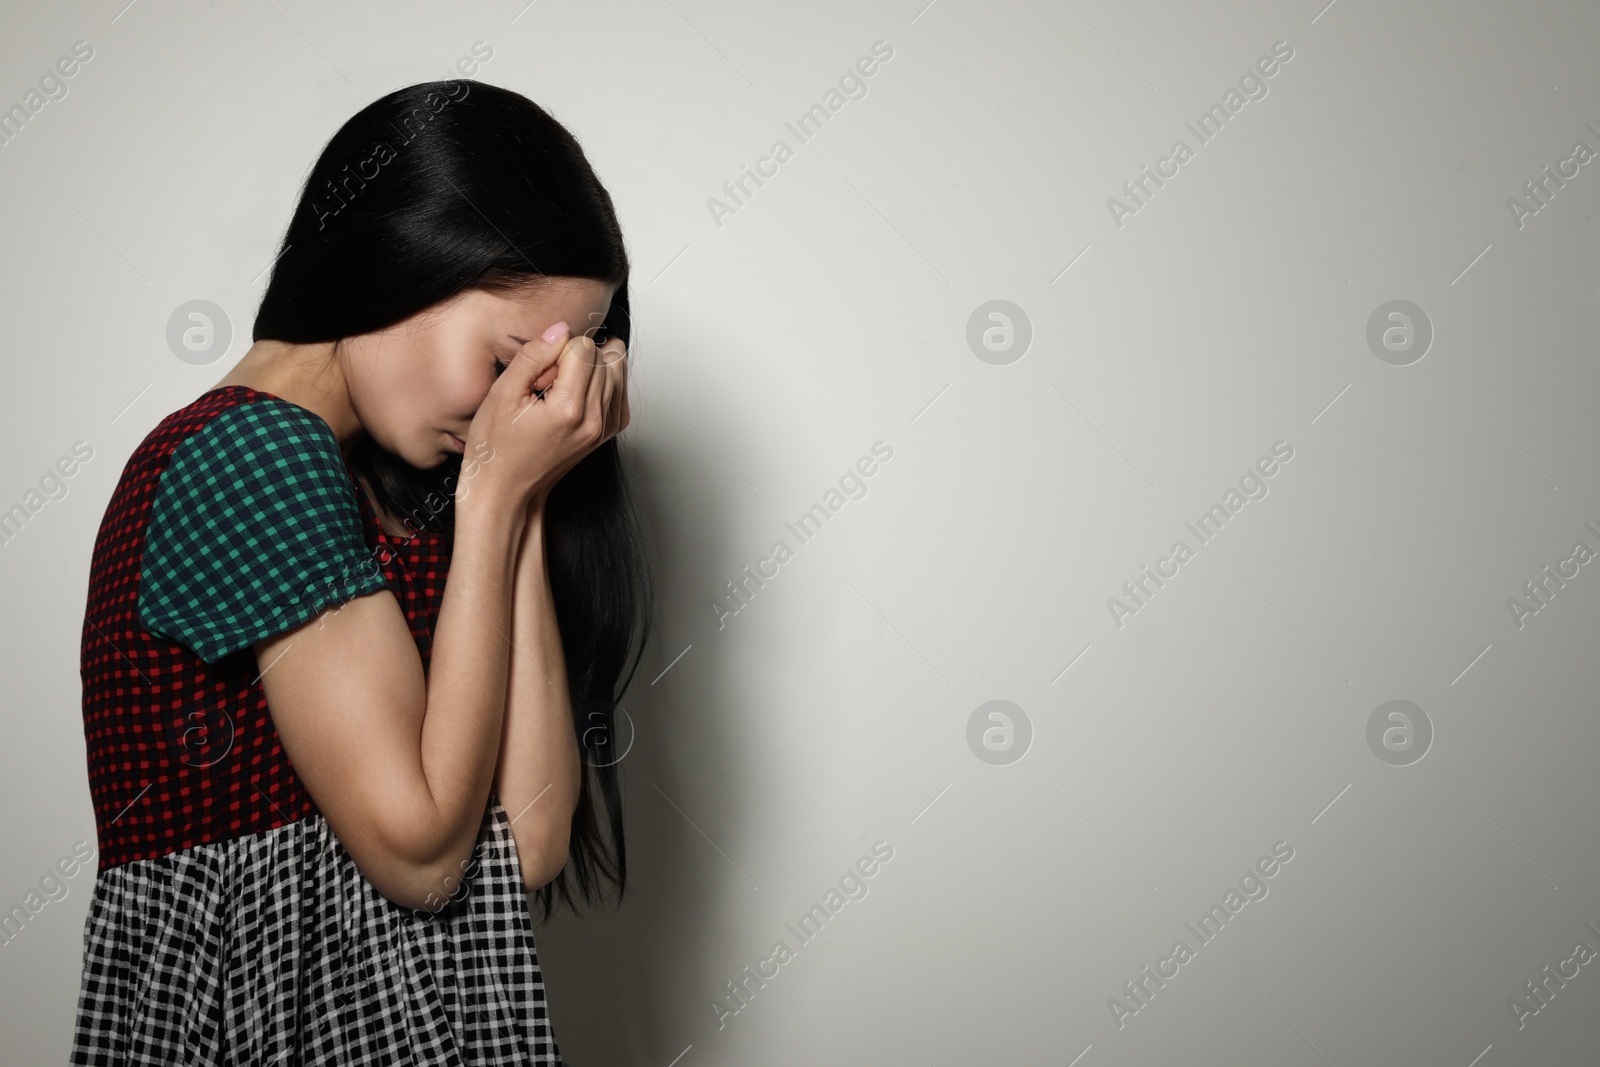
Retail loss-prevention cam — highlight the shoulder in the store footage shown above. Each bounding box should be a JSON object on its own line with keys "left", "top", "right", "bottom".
{"left": 157, "top": 396, "right": 363, "bottom": 530}
{"left": 171, "top": 396, "right": 346, "bottom": 475}
{"left": 137, "top": 396, "right": 386, "bottom": 663}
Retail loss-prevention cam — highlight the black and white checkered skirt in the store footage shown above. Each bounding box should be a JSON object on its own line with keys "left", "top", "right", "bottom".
{"left": 70, "top": 799, "right": 563, "bottom": 1065}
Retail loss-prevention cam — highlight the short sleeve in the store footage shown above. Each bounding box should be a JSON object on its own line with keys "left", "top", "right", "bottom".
{"left": 137, "top": 398, "right": 390, "bottom": 664}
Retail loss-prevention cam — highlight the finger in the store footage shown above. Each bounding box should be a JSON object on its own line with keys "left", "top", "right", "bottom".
{"left": 593, "top": 340, "right": 626, "bottom": 434}
{"left": 536, "top": 330, "right": 601, "bottom": 413}
{"left": 544, "top": 331, "right": 617, "bottom": 395}
{"left": 583, "top": 336, "right": 611, "bottom": 439}
{"left": 602, "top": 351, "right": 628, "bottom": 441}
{"left": 599, "top": 347, "right": 619, "bottom": 440}
{"left": 578, "top": 322, "right": 624, "bottom": 366}
{"left": 503, "top": 321, "right": 571, "bottom": 400}
{"left": 571, "top": 333, "right": 608, "bottom": 417}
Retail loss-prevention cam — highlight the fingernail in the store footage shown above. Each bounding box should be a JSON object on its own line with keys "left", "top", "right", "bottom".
{"left": 542, "top": 321, "right": 568, "bottom": 344}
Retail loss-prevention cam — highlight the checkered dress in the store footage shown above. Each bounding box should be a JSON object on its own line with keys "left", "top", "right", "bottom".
{"left": 72, "top": 385, "right": 563, "bottom": 1065}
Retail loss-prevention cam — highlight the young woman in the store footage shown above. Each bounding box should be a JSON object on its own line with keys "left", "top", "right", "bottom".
{"left": 71, "top": 80, "right": 654, "bottom": 1064}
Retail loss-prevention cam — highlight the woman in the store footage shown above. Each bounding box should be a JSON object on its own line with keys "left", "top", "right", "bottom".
{"left": 71, "top": 80, "right": 653, "bottom": 1064}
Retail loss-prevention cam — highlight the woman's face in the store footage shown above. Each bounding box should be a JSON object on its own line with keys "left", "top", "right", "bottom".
{"left": 339, "top": 277, "right": 619, "bottom": 469}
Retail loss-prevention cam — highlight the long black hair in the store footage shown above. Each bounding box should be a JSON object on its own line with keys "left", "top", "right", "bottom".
{"left": 253, "top": 79, "right": 653, "bottom": 921}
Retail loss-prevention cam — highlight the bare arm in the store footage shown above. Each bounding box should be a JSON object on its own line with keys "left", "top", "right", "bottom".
{"left": 252, "top": 326, "right": 608, "bottom": 908}
{"left": 493, "top": 329, "right": 631, "bottom": 891}
{"left": 491, "top": 500, "right": 583, "bottom": 891}
{"left": 254, "top": 492, "right": 526, "bottom": 910}
{"left": 250, "top": 328, "right": 612, "bottom": 911}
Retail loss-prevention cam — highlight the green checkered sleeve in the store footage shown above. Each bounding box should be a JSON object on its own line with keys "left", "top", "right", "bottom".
{"left": 137, "top": 398, "right": 390, "bottom": 664}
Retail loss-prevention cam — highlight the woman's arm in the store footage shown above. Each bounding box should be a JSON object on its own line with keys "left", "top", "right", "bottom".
{"left": 255, "top": 489, "right": 528, "bottom": 911}
{"left": 491, "top": 496, "right": 583, "bottom": 891}
{"left": 255, "top": 333, "right": 603, "bottom": 911}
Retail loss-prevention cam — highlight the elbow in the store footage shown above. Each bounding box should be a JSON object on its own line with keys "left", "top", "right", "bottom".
{"left": 402, "top": 825, "right": 566, "bottom": 903}
{"left": 379, "top": 825, "right": 566, "bottom": 902}
{"left": 395, "top": 844, "right": 491, "bottom": 914}
{"left": 509, "top": 792, "right": 577, "bottom": 892}
{"left": 409, "top": 858, "right": 478, "bottom": 914}
{"left": 522, "top": 828, "right": 572, "bottom": 892}
{"left": 382, "top": 812, "right": 567, "bottom": 904}
{"left": 361, "top": 859, "right": 454, "bottom": 913}
{"left": 535, "top": 846, "right": 570, "bottom": 891}
{"left": 366, "top": 803, "right": 469, "bottom": 913}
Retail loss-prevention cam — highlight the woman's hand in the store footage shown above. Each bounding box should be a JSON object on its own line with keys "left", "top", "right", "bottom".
{"left": 521, "top": 324, "right": 630, "bottom": 512}
{"left": 464, "top": 322, "right": 630, "bottom": 511}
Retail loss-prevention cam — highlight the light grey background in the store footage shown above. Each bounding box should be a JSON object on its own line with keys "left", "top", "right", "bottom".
{"left": 4, "top": 0, "right": 1599, "bottom": 1063}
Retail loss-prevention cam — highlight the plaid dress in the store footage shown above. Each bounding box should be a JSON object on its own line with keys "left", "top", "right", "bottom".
{"left": 71, "top": 384, "right": 563, "bottom": 1065}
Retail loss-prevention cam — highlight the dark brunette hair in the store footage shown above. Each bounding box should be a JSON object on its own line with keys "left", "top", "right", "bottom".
{"left": 253, "top": 79, "right": 652, "bottom": 921}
